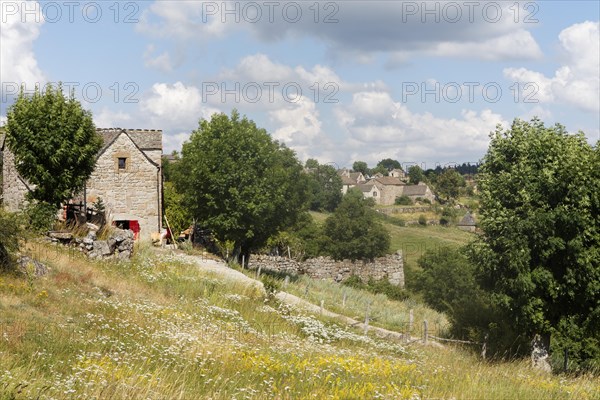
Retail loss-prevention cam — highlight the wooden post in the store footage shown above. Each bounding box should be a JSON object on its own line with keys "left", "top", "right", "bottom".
{"left": 342, "top": 291, "right": 347, "bottom": 308}
{"left": 241, "top": 255, "right": 245, "bottom": 269}
{"left": 256, "top": 266, "right": 262, "bottom": 279}
{"left": 364, "top": 302, "right": 371, "bottom": 335}
{"left": 423, "top": 320, "right": 428, "bottom": 344}
{"left": 163, "top": 213, "right": 177, "bottom": 249}
{"left": 481, "top": 334, "right": 488, "bottom": 360}
{"left": 287, "top": 246, "right": 291, "bottom": 259}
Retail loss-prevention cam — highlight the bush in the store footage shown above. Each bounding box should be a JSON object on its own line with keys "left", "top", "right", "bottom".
{"left": 439, "top": 207, "right": 458, "bottom": 226}
{"left": 421, "top": 198, "right": 432, "bottom": 204}
{"left": 418, "top": 215, "right": 427, "bottom": 226}
{"left": 24, "top": 202, "right": 57, "bottom": 233}
{"left": 0, "top": 210, "right": 22, "bottom": 273}
{"left": 395, "top": 195, "right": 413, "bottom": 205}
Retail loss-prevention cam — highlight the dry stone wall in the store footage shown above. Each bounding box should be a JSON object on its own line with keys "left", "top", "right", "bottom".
{"left": 249, "top": 251, "right": 404, "bottom": 288}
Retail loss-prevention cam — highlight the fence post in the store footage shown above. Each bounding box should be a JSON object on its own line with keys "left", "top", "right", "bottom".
{"left": 241, "top": 255, "right": 245, "bottom": 269}
{"left": 423, "top": 320, "right": 428, "bottom": 344}
{"left": 364, "top": 302, "right": 371, "bottom": 335}
{"left": 256, "top": 266, "right": 262, "bottom": 279}
{"left": 342, "top": 291, "right": 347, "bottom": 308}
{"left": 564, "top": 348, "right": 568, "bottom": 372}
{"left": 481, "top": 334, "right": 488, "bottom": 360}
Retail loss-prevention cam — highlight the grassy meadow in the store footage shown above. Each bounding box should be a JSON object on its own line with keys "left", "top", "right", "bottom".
{"left": 1, "top": 242, "right": 598, "bottom": 399}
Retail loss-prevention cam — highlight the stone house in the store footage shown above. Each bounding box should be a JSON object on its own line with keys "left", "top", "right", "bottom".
{"left": 356, "top": 182, "right": 383, "bottom": 202}
{"left": 389, "top": 168, "right": 407, "bottom": 180}
{"left": 1, "top": 128, "right": 163, "bottom": 241}
{"left": 370, "top": 176, "right": 405, "bottom": 205}
{"left": 401, "top": 182, "right": 435, "bottom": 203}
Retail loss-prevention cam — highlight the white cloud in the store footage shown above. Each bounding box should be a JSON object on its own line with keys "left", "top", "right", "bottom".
{"left": 504, "top": 21, "right": 600, "bottom": 113}
{"left": 93, "top": 108, "right": 133, "bottom": 128}
{"left": 140, "top": 82, "right": 220, "bottom": 129}
{"left": 138, "top": 1, "right": 542, "bottom": 63}
{"left": 0, "top": 0, "right": 45, "bottom": 90}
{"left": 333, "top": 91, "right": 506, "bottom": 166}
{"left": 143, "top": 44, "right": 174, "bottom": 72}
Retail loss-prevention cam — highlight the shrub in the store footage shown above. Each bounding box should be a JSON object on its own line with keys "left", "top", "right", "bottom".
{"left": 24, "top": 202, "right": 57, "bottom": 233}
{"left": 418, "top": 215, "right": 427, "bottom": 226}
{"left": 0, "top": 209, "right": 22, "bottom": 273}
{"left": 395, "top": 195, "right": 413, "bottom": 205}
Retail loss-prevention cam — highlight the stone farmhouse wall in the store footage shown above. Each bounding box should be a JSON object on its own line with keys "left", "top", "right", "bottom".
{"left": 1, "top": 147, "right": 31, "bottom": 211}
{"left": 85, "top": 133, "right": 161, "bottom": 241}
{"left": 249, "top": 251, "right": 405, "bottom": 288}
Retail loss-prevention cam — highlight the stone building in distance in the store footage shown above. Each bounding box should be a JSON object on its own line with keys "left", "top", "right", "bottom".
{"left": 1, "top": 128, "right": 163, "bottom": 241}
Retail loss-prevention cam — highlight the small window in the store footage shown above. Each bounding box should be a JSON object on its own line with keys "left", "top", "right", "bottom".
{"left": 373, "top": 192, "right": 377, "bottom": 197}
{"left": 118, "top": 157, "right": 127, "bottom": 170}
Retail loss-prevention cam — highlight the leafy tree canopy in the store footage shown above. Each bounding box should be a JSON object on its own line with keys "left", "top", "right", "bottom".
{"left": 408, "top": 165, "right": 425, "bottom": 184}
{"left": 322, "top": 189, "right": 390, "bottom": 261}
{"left": 435, "top": 168, "right": 465, "bottom": 202}
{"left": 377, "top": 158, "right": 401, "bottom": 171}
{"left": 175, "top": 110, "right": 309, "bottom": 260}
{"left": 305, "top": 158, "right": 319, "bottom": 169}
{"left": 306, "top": 162, "right": 343, "bottom": 212}
{"left": 469, "top": 118, "right": 600, "bottom": 367}
{"left": 5, "top": 84, "right": 102, "bottom": 207}
{"left": 352, "top": 161, "right": 369, "bottom": 176}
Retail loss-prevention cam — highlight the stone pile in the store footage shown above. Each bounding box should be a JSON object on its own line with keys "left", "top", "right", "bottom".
{"left": 47, "top": 228, "right": 134, "bottom": 259}
{"left": 76, "top": 228, "right": 134, "bottom": 259}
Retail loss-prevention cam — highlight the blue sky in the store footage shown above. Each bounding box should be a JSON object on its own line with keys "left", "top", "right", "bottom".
{"left": 1, "top": 0, "right": 598, "bottom": 169}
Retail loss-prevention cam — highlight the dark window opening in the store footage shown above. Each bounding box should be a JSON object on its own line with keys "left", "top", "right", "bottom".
{"left": 118, "top": 157, "right": 127, "bottom": 170}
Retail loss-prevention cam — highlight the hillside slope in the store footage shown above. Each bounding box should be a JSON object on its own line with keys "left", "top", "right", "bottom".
{"left": 1, "top": 243, "right": 597, "bottom": 399}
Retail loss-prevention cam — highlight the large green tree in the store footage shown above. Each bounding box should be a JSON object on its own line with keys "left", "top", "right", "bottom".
{"left": 377, "top": 158, "right": 401, "bottom": 171}
{"left": 322, "top": 188, "right": 390, "bottom": 261}
{"left": 306, "top": 162, "right": 343, "bottom": 212}
{"left": 352, "top": 161, "right": 369, "bottom": 176}
{"left": 435, "top": 168, "right": 465, "bottom": 202}
{"left": 408, "top": 165, "right": 425, "bottom": 184}
{"left": 175, "top": 110, "right": 309, "bottom": 261}
{"left": 5, "top": 84, "right": 102, "bottom": 207}
{"left": 470, "top": 118, "right": 600, "bottom": 368}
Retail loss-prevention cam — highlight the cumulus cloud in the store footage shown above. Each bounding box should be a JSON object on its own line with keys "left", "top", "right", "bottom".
{"left": 143, "top": 44, "right": 174, "bottom": 72}
{"left": 332, "top": 91, "right": 507, "bottom": 166}
{"left": 137, "top": 1, "right": 542, "bottom": 63}
{"left": 504, "top": 21, "right": 600, "bottom": 113}
{"left": 140, "top": 82, "right": 220, "bottom": 129}
{"left": 0, "top": 0, "right": 45, "bottom": 90}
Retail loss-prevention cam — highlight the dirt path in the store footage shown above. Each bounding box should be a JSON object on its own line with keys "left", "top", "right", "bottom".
{"left": 168, "top": 250, "right": 436, "bottom": 345}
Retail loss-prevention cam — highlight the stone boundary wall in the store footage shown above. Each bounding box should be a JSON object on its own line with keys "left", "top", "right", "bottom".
{"left": 248, "top": 251, "right": 404, "bottom": 288}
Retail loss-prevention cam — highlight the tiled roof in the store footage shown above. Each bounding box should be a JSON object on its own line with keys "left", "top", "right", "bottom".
{"left": 374, "top": 176, "right": 405, "bottom": 186}
{"left": 96, "top": 128, "right": 162, "bottom": 152}
{"left": 402, "top": 184, "right": 428, "bottom": 196}
{"left": 341, "top": 176, "right": 356, "bottom": 185}
{"left": 356, "top": 183, "right": 375, "bottom": 193}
